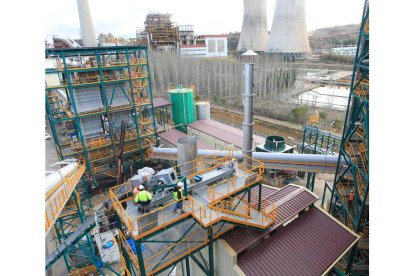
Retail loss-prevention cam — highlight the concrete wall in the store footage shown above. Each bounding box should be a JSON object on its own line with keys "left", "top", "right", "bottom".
{"left": 188, "top": 239, "right": 243, "bottom": 276}
{"left": 187, "top": 127, "right": 239, "bottom": 151}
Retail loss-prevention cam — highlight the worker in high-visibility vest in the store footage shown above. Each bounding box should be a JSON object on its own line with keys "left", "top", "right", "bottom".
{"left": 172, "top": 182, "right": 185, "bottom": 214}
{"left": 135, "top": 185, "right": 152, "bottom": 214}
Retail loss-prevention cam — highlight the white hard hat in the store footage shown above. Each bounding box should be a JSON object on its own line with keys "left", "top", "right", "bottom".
{"left": 139, "top": 185, "right": 144, "bottom": 190}
{"left": 178, "top": 182, "right": 184, "bottom": 188}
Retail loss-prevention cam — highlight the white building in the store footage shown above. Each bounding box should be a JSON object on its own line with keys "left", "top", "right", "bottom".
{"left": 180, "top": 44, "right": 207, "bottom": 57}
{"left": 180, "top": 35, "right": 228, "bottom": 57}
{"left": 331, "top": 46, "right": 357, "bottom": 56}
{"left": 204, "top": 35, "right": 228, "bottom": 57}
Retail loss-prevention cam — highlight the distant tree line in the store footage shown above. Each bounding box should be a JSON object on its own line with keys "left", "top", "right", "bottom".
{"left": 148, "top": 52, "right": 297, "bottom": 106}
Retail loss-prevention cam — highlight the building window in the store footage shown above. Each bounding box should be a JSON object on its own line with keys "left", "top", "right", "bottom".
{"left": 217, "top": 40, "right": 225, "bottom": 53}
{"left": 208, "top": 40, "right": 216, "bottom": 53}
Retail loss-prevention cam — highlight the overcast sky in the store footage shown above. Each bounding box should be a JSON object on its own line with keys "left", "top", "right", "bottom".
{"left": 45, "top": 0, "right": 365, "bottom": 39}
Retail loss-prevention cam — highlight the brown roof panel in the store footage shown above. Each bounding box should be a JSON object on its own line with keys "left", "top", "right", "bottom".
{"left": 152, "top": 97, "right": 173, "bottom": 108}
{"left": 237, "top": 207, "right": 359, "bottom": 276}
{"left": 158, "top": 129, "right": 213, "bottom": 150}
{"left": 187, "top": 120, "right": 266, "bottom": 149}
{"left": 227, "top": 185, "right": 318, "bottom": 254}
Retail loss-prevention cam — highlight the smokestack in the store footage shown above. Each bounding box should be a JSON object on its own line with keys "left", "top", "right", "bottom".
{"left": 77, "top": 0, "right": 97, "bottom": 47}
{"left": 242, "top": 62, "right": 255, "bottom": 168}
{"left": 237, "top": 0, "right": 269, "bottom": 52}
{"left": 267, "top": 0, "right": 310, "bottom": 57}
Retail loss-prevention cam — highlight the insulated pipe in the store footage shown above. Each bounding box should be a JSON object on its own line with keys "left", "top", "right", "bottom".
{"left": 77, "top": 0, "right": 97, "bottom": 47}
{"left": 243, "top": 63, "right": 254, "bottom": 168}
{"left": 45, "top": 161, "right": 79, "bottom": 195}
{"left": 151, "top": 147, "right": 344, "bottom": 172}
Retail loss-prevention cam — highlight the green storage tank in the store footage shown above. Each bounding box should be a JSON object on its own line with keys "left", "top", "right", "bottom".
{"left": 167, "top": 87, "right": 195, "bottom": 132}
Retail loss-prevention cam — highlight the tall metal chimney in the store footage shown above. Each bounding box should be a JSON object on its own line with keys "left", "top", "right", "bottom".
{"left": 237, "top": 0, "right": 269, "bottom": 52}
{"left": 77, "top": 0, "right": 97, "bottom": 47}
{"left": 267, "top": 0, "right": 310, "bottom": 57}
{"left": 242, "top": 62, "right": 255, "bottom": 168}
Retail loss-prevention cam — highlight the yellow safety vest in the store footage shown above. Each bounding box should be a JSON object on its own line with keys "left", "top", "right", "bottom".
{"left": 135, "top": 190, "right": 152, "bottom": 203}
{"left": 173, "top": 190, "right": 183, "bottom": 201}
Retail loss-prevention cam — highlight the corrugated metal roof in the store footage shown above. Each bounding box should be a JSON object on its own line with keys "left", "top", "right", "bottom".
{"left": 158, "top": 129, "right": 213, "bottom": 150}
{"left": 237, "top": 207, "right": 359, "bottom": 276}
{"left": 187, "top": 119, "right": 266, "bottom": 149}
{"left": 152, "top": 97, "right": 172, "bottom": 108}
{"left": 227, "top": 185, "right": 318, "bottom": 254}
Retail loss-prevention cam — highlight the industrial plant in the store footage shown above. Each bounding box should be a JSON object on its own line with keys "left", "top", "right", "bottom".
{"left": 45, "top": 0, "right": 369, "bottom": 275}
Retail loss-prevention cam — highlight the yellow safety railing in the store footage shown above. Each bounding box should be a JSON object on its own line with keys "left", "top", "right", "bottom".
{"left": 120, "top": 254, "right": 132, "bottom": 276}
{"left": 136, "top": 200, "right": 189, "bottom": 238}
{"left": 118, "top": 231, "right": 140, "bottom": 273}
{"left": 45, "top": 162, "right": 86, "bottom": 234}
{"left": 207, "top": 155, "right": 264, "bottom": 202}
{"left": 144, "top": 228, "right": 208, "bottom": 275}
{"left": 110, "top": 153, "right": 269, "bottom": 239}
{"left": 109, "top": 182, "right": 136, "bottom": 234}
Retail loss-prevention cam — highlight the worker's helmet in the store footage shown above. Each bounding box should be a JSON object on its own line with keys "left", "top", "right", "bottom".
{"left": 139, "top": 185, "right": 145, "bottom": 190}
{"left": 178, "top": 182, "right": 184, "bottom": 189}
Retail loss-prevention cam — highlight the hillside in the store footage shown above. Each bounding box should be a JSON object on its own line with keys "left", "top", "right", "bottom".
{"left": 308, "top": 24, "right": 360, "bottom": 50}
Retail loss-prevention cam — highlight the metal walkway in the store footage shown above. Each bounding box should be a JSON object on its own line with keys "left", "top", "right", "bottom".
{"left": 45, "top": 216, "right": 96, "bottom": 270}
{"left": 45, "top": 163, "right": 86, "bottom": 235}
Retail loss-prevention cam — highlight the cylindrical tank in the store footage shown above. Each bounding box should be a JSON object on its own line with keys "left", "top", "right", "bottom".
{"left": 177, "top": 136, "right": 198, "bottom": 176}
{"left": 195, "top": 102, "right": 211, "bottom": 120}
{"left": 264, "top": 136, "right": 286, "bottom": 152}
{"left": 168, "top": 87, "right": 195, "bottom": 132}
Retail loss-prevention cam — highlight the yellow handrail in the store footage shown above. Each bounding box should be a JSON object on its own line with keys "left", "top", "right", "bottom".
{"left": 45, "top": 162, "right": 86, "bottom": 234}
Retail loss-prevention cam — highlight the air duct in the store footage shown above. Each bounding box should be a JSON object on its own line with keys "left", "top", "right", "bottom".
{"left": 177, "top": 136, "right": 198, "bottom": 176}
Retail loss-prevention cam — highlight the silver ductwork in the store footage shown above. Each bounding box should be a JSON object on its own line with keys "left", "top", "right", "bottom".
{"left": 151, "top": 147, "right": 343, "bottom": 173}
{"left": 243, "top": 63, "right": 255, "bottom": 168}
{"left": 177, "top": 136, "right": 198, "bottom": 176}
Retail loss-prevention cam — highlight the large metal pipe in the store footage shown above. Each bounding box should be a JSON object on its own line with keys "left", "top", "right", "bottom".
{"left": 151, "top": 147, "right": 343, "bottom": 173}
{"left": 243, "top": 63, "right": 255, "bottom": 168}
{"left": 177, "top": 136, "right": 198, "bottom": 176}
{"left": 45, "top": 161, "right": 79, "bottom": 194}
{"left": 77, "top": 0, "right": 97, "bottom": 47}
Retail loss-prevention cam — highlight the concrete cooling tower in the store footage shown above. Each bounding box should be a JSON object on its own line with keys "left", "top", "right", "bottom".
{"left": 267, "top": 0, "right": 310, "bottom": 57}
{"left": 237, "top": 0, "right": 269, "bottom": 52}
{"left": 77, "top": 0, "right": 97, "bottom": 47}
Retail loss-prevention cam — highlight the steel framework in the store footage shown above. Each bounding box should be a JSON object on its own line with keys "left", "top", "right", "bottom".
{"left": 111, "top": 154, "right": 274, "bottom": 275}
{"left": 45, "top": 46, "right": 158, "bottom": 190}
{"left": 301, "top": 125, "right": 342, "bottom": 191}
{"left": 48, "top": 188, "right": 121, "bottom": 275}
{"left": 327, "top": 1, "right": 369, "bottom": 274}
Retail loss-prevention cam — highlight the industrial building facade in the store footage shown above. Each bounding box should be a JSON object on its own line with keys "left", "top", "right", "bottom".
{"left": 45, "top": 46, "right": 157, "bottom": 188}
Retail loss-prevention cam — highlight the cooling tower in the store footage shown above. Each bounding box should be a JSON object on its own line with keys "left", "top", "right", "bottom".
{"left": 77, "top": 0, "right": 97, "bottom": 47}
{"left": 237, "top": 0, "right": 269, "bottom": 52}
{"left": 267, "top": 0, "right": 310, "bottom": 56}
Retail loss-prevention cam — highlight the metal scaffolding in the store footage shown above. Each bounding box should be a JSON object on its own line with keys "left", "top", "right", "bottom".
{"left": 327, "top": 0, "right": 369, "bottom": 274}
{"left": 301, "top": 125, "right": 342, "bottom": 191}
{"left": 111, "top": 153, "right": 276, "bottom": 275}
{"left": 45, "top": 46, "right": 158, "bottom": 189}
